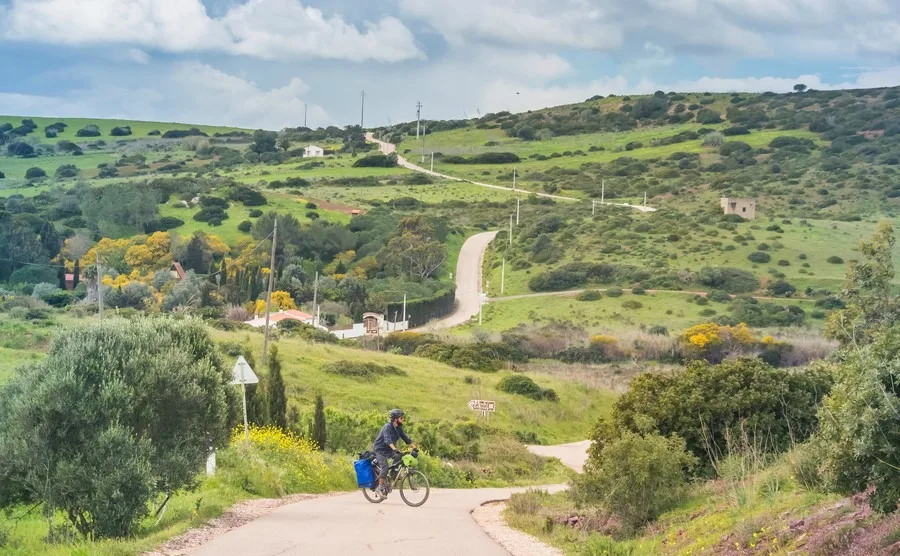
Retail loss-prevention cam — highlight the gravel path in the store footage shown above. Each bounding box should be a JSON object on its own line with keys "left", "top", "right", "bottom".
{"left": 472, "top": 501, "right": 563, "bottom": 556}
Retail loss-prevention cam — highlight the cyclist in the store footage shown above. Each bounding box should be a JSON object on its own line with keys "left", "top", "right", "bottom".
{"left": 373, "top": 408, "right": 416, "bottom": 495}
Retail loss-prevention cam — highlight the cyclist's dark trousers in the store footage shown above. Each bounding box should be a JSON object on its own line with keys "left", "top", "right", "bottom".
{"left": 375, "top": 450, "right": 392, "bottom": 480}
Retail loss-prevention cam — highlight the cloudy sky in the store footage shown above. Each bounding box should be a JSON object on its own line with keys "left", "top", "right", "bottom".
{"left": 1, "top": 0, "right": 899, "bottom": 129}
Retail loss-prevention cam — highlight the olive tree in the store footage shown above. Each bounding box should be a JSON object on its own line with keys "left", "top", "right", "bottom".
{"left": 0, "top": 318, "right": 237, "bottom": 538}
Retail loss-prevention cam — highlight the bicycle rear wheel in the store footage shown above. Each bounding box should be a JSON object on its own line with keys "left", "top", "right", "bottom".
{"left": 399, "top": 469, "right": 430, "bottom": 507}
{"left": 362, "top": 486, "right": 385, "bottom": 504}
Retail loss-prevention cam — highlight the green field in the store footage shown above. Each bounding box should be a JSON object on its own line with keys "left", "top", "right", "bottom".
{"left": 211, "top": 328, "right": 615, "bottom": 444}
{"left": 455, "top": 291, "right": 822, "bottom": 335}
{"left": 0, "top": 115, "right": 250, "bottom": 144}
{"left": 484, "top": 214, "right": 896, "bottom": 297}
{"left": 305, "top": 180, "right": 520, "bottom": 206}
{"left": 159, "top": 190, "right": 351, "bottom": 245}
{"left": 397, "top": 125, "right": 822, "bottom": 195}
{"left": 229, "top": 155, "right": 411, "bottom": 184}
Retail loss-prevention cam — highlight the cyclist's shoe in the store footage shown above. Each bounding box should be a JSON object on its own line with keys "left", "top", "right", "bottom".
{"left": 379, "top": 485, "right": 389, "bottom": 496}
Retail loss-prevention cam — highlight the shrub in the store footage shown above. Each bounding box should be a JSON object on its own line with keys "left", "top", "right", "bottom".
{"left": 238, "top": 220, "right": 252, "bottom": 232}
{"left": 702, "top": 131, "right": 725, "bottom": 147}
{"left": 748, "top": 251, "right": 771, "bottom": 263}
{"left": 697, "top": 109, "right": 723, "bottom": 125}
{"left": 707, "top": 290, "right": 732, "bottom": 303}
{"left": 25, "top": 167, "right": 46, "bottom": 179}
{"left": 576, "top": 290, "right": 603, "bottom": 301}
{"left": 383, "top": 331, "right": 436, "bottom": 355}
{"left": 353, "top": 153, "right": 398, "bottom": 167}
{"left": 613, "top": 358, "right": 830, "bottom": 472}
{"left": 194, "top": 206, "right": 228, "bottom": 223}
{"left": 606, "top": 287, "right": 624, "bottom": 297}
{"left": 777, "top": 259, "right": 790, "bottom": 266}
{"left": 76, "top": 124, "right": 101, "bottom": 137}
{"left": 321, "top": 360, "right": 406, "bottom": 379}
{"left": 0, "top": 318, "right": 234, "bottom": 538}
{"left": 697, "top": 267, "right": 759, "bottom": 293}
{"left": 98, "top": 166, "right": 119, "bottom": 178}
{"left": 574, "top": 430, "right": 696, "bottom": 531}
{"left": 110, "top": 126, "right": 132, "bottom": 136}
{"left": 55, "top": 164, "right": 79, "bottom": 178}
{"left": 497, "top": 374, "right": 556, "bottom": 401}
{"left": 632, "top": 287, "right": 646, "bottom": 295}
{"left": 249, "top": 209, "right": 264, "bottom": 218}
{"left": 621, "top": 300, "right": 643, "bottom": 310}
{"left": 767, "top": 280, "right": 797, "bottom": 297}
{"left": 648, "top": 325, "right": 668, "bottom": 336}
{"left": 827, "top": 255, "right": 844, "bottom": 264}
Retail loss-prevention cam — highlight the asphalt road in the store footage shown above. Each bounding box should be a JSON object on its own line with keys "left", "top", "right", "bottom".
{"left": 419, "top": 230, "right": 497, "bottom": 331}
{"left": 188, "top": 443, "right": 586, "bottom": 556}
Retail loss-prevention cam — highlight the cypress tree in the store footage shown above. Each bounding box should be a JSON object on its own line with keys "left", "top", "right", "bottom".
{"left": 267, "top": 344, "right": 287, "bottom": 430}
{"left": 219, "top": 260, "right": 227, "bottom": 286}
{"left": 312, "top": 394, "right": 326, "bottom": 451}
{"left": 73, "top": 259, "right": 80, "bottom": 289}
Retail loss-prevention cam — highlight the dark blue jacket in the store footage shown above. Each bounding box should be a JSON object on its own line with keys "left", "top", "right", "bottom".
{"left": 373, "top": 421, "right": 412, "bottom": 453}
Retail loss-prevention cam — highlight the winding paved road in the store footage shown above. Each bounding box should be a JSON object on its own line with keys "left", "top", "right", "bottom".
{"left": 417, "top": 230, "right": 497, "bottom": 331}
{"left": 188, "top": 444, "right": 587, "bottom": 556}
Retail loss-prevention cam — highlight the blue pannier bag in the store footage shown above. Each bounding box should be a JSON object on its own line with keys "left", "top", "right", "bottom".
{"left": 354, "top": 458, "right": 375, "bottom": 488}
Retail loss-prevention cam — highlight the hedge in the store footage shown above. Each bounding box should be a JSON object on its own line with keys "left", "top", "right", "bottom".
{"left": 386, "top": 287, "right": 456, "bottom": 328}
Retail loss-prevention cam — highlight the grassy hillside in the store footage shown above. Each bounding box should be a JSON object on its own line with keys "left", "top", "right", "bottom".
{"left": 212, "top": 327, "right": 615, "bottom": 444}
{"left": 0, "top": 115, "right": 250, "bottom": 144}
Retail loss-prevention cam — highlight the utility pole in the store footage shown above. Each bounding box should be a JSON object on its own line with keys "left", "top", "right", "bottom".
{"left": 601, "top": 179, "right": 605, "bottom": 204}
{"left": 262, "top": 219, "right": 278, "bottom": 364}
{"left": 416, "top": 101, "right": 422, "bottom": 138}
{"left": 360, "top": 90, "right": 365, "bottom": 129}
{"left": 644, "top": 192, "right": 648, "bottom": 207}
{"left": 501, "top": 258, "right": 505, "bottom": 294}
{"left": 430, "top": 152, "right": 434, "bottom": 172}
{"left": 304, "top": 103, "right": 308, "bottom": 128}
{"left": 421, "top": 124, "right": 426, "bottom": 163}
{"left": 402, "top": 293, "right": 407, "bottom": 324}
{"left": 513, "top": 167, "right": 517, "bottom": 189}
{"left": 592, "top": 199, "right": 596, "bottom": 216}
{"left": 96, "top": 251, "right": 103, "bottom": 321}
{"left": 508, "top": 214, "right": 513, "bottom": 244}
{"left": 516, "top": 196, "right": 520, "bottom": 225}
{"left": 312, "top": 271, "right": 319, "bottom": 314}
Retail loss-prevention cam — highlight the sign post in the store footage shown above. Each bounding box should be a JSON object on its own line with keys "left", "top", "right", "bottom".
{"left": 468, "top": 399, "right": 496, "bottom": 421}
{"left": 231, "top": 356, "right": 260, "bottom": 444}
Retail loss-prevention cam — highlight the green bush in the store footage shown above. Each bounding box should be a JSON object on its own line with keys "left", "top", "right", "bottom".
{"left": 631, "top": 287, "right": 646, "bottom": 295}
{"left": 612, "top": 358, "right": 831, "bottom": 473}
{"left": 0, "top": 318, "right": 235, "bottom": 538}
{"left": 577, "top": 290, "right": 603, "bottom": 301}
{"left": 621, "top": 300, "right": 643, "bottom": 310}
{"left": 237, "top": 220, "right": 252, "bottom": 232}
{"left": 767, "top": 280, "right": 797, "bottom": 297}
{"left": 606, "top": 287, "right": 624, "bottom": 297}
{"left": 707, "top": 290, "right": 732, "bottom": 303}
{"left": 648, "top": 325, "right": 668, "bottom": 336}
{"left": 827, "top": 255, "right": 844, "bottom": 264}
{"left": 748, "top": 251, "right": 771, "bottom": 263}
{"left": 321, "top": 360, "right": 407, "bottom": 379}
{"left": 497, "top": 374, "right": 556, "bottom": 401}
{"left": 574, "top": 430, "right": 696, "bottom": 531}
{"left": 697, "top": 267, "right": 759, "bottom": 293}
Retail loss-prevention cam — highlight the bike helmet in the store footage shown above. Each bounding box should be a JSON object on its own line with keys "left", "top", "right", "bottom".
{"left": 389, "top": 408, "right": 406, "bottom": 420}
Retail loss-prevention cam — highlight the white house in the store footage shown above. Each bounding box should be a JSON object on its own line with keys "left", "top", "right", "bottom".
{"left": 304, "top": 144, "right": 324, "bottom": 158}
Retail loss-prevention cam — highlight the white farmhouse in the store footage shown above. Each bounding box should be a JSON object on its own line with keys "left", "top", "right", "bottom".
{"left": 303, "top": 144, "right": 324, "bottom": 157}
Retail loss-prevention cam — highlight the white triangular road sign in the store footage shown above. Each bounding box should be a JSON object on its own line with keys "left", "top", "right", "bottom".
{"left": 231, "top": 356, "right": 259, "bottom": 385}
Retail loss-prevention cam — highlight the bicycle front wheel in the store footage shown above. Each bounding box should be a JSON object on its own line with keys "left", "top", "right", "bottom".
{"left": 399, "top": 469, "right": 430, "bottom": 507}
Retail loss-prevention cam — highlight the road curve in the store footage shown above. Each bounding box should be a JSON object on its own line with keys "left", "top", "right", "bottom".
{"left": 418, "top": 230, "right": 497, "bottom": 331}
{"left": 365, "top": 133, "right": 657, "bottom": 212}
{"left": 187, "top": 443, "right": 587, "bottom": 556}
{"left": 366, "top": 133, "right": 579, "bottom": 202}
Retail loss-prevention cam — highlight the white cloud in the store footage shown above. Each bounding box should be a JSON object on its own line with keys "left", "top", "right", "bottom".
{"left": 0, "top": 62, "right": 330, "bottom": 129}
{"left": 399, "top": 0, "right": 900, "bottom": 58}
{"left": 0, "top": 0, "right": 423, "bottom": 62}
{"left": 127, "top": 48, "right": 151, "bottom": 65}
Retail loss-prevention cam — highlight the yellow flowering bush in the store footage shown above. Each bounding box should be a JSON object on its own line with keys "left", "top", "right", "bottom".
{"left": 680, "top": 322, "right": 758, "bottom": 362}
{"left": 219, "top": 425, "right": 354, "bottom": 496}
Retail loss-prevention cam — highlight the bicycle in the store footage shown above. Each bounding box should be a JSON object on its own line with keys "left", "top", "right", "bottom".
{"left": 361, "top": 448, "right": 430, "bottom": 507}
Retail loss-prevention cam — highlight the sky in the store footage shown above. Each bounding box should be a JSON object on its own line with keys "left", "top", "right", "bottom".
{"left": 0, "top": 0, "right": 899, "bottom": 130}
